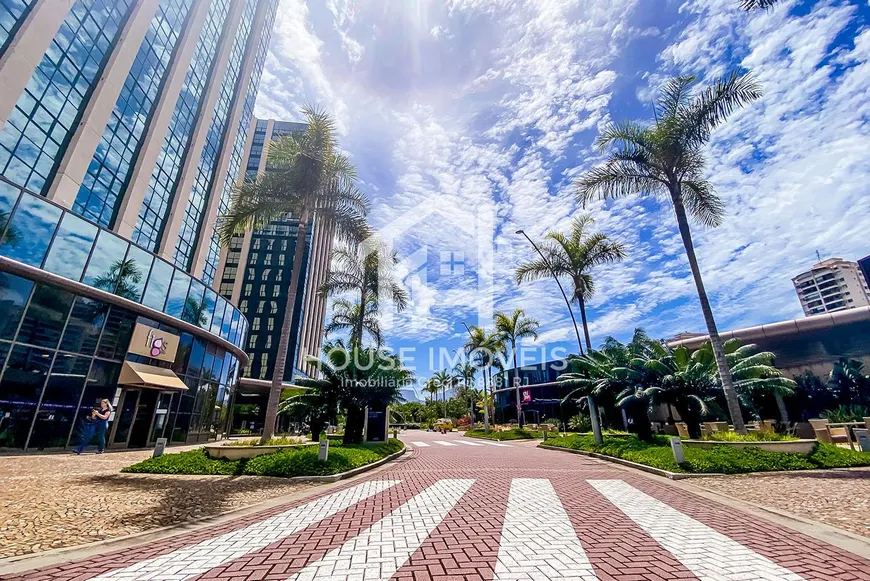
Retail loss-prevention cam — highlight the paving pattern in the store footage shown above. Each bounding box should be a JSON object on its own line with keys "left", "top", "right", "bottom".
{"left": 5, "top": 431, "right": 870, "bottom": 580}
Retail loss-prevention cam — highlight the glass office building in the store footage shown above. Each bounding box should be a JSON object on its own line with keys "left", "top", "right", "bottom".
{"left": 0, "top": 0, "right": 278, "bottom": 450}
{"left": 215, "top": 119, "right": 334, "bottom": 434}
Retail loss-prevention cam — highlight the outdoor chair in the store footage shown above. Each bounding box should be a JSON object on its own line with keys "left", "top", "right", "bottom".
{"left": 814, "top": 428, "right": 833, "bottom": 444}
{"left": 864, "top": 417, "right": 870, "bottom": 431}
{"left": 675, "top": 422, "right": 690, "bottom": 438}
{"left": 809, "top": 418, "right": 830, "bottom": 431}
{"left": 758, "top": 420, "right": 776, "bottom": 434}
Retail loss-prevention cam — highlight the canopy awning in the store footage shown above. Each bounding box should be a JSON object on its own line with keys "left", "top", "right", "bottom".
{"left": 119, "top": 361, "right": 188, "bottom": 391}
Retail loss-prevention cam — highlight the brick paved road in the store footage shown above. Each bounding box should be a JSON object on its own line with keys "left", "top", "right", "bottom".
{"left": 5, "top": 430, "right": 870, "bottom": 580}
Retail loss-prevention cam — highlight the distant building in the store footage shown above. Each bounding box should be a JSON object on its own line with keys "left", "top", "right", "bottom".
{"left": 859, "top": 255, "right": 870, "bottom": 290}
{"left": 792, "top": 258, "right": 870, "bottom": 316}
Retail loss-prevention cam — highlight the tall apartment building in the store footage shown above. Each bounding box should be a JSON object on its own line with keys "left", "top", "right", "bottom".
{"left": 792, "top": 258, "right": 870, "bottom": 316}
{"left": 216, "top": 119, "right": 333, "bottom": 405}
{"left": 0, "top": 0, "right": 277, "bottom": 451}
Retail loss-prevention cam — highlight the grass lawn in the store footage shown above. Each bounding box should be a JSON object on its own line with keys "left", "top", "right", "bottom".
{"left": 542, "top": 433, "right": 870, "bottom": 474}
{"left": 122, "top": 439, "right": 404, "bottom": 478}
{"left": 465, "top": 428, "right": 544, "bottom": 440}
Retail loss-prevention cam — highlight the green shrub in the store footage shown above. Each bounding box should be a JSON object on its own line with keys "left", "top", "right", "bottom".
{"left": 568, "top": 414, "right": 591, "bottom": 433}
{"left": 704, "top": 431, "right": 797, "bottom": 442}
{"left": 822, "top": 405, "right": 869, "bottom": 423}
{"left": 465, "top": 428, "right": 540, "bottom": 440}
{"left": 122, "top": 449, "right": 245, "bottom": 475}
{"left": 122, "top": 440, "right": 404, "bottom": 477}
{"left": 542, "top": 434, "right": 870, "bottom": 474}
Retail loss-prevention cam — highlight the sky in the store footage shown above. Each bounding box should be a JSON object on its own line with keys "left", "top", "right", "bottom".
{"left": 253, "top": 0, "right": 870, "bottom": 392}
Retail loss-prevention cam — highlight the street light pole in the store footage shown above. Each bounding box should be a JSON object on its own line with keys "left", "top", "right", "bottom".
{"left": 515, "top": 230, "right": 584, "bottom": 356}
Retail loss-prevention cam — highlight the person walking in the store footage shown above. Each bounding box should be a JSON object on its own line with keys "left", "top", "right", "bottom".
{"left": 73, "top": 399, "right": 112, "bottom": 454}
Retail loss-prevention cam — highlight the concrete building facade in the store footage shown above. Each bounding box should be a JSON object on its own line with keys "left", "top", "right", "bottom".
{"left": 792, "top": 258, "right": 870, "bottom": 316}
{"left": 0, "top": 0, "right": 278, "bottom": 450}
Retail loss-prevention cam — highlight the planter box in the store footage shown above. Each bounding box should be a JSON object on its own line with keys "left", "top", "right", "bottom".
{"left": 204, "top": 442, "right": 317, "bottom": 460}
{"left": 682, "top": 439, "right": 817, "bottom": 455}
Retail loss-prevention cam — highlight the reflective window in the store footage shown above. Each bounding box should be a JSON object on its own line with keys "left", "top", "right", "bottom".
{"left": 171, "top": 331, "right": 193, "bottom": 375}
{"left": 0, "top": 1, "right": 35, "bottom": 54}
{"left": 0, "top": 0, "right": 134, "bottom": 193}
{"left": 132, "top": 0, "right": 231, "bottom": 252}
{"left": 202, "top": 288, "right": 217, "bottom": 330}
{"left": 42, "top": 212, "right": 98, "bottom": 280}
{"left": 0, "top": 271, "right": 33, "bottom": 340}
{"left": 28, "top": 353, "right": 90, "bottom": 449}
{"left": 75, "top": 359, "right": 119, "bottom": 435}
{"left": 0, "top": 180, "right": 21, "bottom": 237}
{"left": 165, "top": 268, "right": 191, "bottom": 318}
{"left": 0, "top": 344, "right": 52, "bottom": 448}
{"left": 0, "top": 192, "right": 62, "bottom": 267}
{"left": 83, "top": 230, "right": 130, "bottom": 295}
{"left": 182, "top": 278, "right": 206, "bottom": 326}
{"left": 122, "top": 244, "right": 153, "bottom": 303}
{"left": 95, "top": 305, "right": 135, "bottom": 360}
{"left": 59, "top": 296, "right": 106, "bottom": 355}
{"left": 209, "top": 294, "right": 226, "bottom": 335}
{"left": 141, "top": 257, "right": 173, "bottom": 311}
{"left": 187, "top": 336, "right": 206, "bottom": 378}
{"left": 17, "top": 283, "right": 74, "bottom": 349}
{"left": 73, "top": 0, "right": 193, "bottom": 226}
{"left": 174, "top": 0, "right": 256, "bottom": 271}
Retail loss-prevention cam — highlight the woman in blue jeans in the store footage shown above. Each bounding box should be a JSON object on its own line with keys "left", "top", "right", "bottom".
{"left": 73, "top": 399, "right": 112, "bottom": 454}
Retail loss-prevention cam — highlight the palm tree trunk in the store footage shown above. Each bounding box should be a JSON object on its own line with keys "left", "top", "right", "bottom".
{"left": 577, "top": 296, "right": 593, "bottom": 352}
{"left": 670, "top": 189, "right": 746, "bottom": 434}
{"left": 482, "top": 367, "right": 490, "bottom": 433}
{"left": 353, "top": 286, "right": 367, "bottom": 348}
{"left": 260, "top": 211, "right": 310, "bottom": 444}
{"left": 512, "top": 343, "right": 523, "bottom": 428}
{"left": 774, "top": 391, "right": 789, "bottom": 424}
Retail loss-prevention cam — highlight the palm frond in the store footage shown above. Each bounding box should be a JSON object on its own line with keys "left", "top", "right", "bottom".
{"left": 682, "top": 70, "right": 762, "bottom": 144}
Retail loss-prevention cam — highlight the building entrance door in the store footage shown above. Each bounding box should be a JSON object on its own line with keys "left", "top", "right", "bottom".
{"left": 109, "top": 388, "right": 161, "bottom": 449}
{"left": 110, "top": 389, "right": 140, "bottom": 448}
{"left": 129, "top": 389, "right": 158, "bottom": 448}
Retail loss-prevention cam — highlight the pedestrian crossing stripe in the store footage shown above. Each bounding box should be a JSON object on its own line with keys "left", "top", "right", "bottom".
{"left": 410, "top": 441, "right": 430, "bottom": 447}
{"left": 479, "top": 440, "right": 511, "bottom": 447}
{"left": 81, "top": 478, "right": 806, "bottom": 581}
{"left": 86, "top": 480, "right": 401, "bottom": 581}
{"left": 455, "top": 439, "right": 484, "bottom": 446}
{"left": 433, "top": 440, "right": 458, "bottom": 446}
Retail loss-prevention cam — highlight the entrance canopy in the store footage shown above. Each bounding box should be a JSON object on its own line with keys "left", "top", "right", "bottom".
{"left": 120, "top": 361, "right": 188, "bottom": 391}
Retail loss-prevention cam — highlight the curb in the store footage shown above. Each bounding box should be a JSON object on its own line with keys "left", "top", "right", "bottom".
{"left": 537, "top": 444, "right": 721, "bottom": 479}
{"left": 0, "top": 444, "right": 407, "bottom": 575}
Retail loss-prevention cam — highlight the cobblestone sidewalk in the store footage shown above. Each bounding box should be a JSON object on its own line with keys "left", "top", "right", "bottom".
{"left": 0, "top": 448, "right": 317, "bottom": 558}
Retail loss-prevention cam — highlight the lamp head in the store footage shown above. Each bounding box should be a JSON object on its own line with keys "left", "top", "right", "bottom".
{"left": 515, "top": 229, "right": 525, "bottom": 235}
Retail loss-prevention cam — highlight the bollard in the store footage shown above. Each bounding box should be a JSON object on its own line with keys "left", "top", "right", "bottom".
{"left": 669, "top": 436, "right": 685, "bottom": 464}
{"left": 318, "top": 438, "right": 329, "bottom": 461}
{"left": 855, "top": 428, "right": 870, "bottom": 452}
{"left": 152, "top": 437, "right": 167, "bottom": 458}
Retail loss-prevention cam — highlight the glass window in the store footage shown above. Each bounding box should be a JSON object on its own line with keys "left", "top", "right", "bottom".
{"left": 0, "top": 344, "right": 52, "bottom": 449}
{"left": 82, "top": 230, "right": 131, "bottom": 295}
{"left": 209, "top": 295, "right": 226, "bottom": 336}
{"left": 220, "top": 304, "right": 233, "bottom": 340}
{"left": 42, "top": 212, "right": 98, "bottom": 281}
{"left": 202, "top": 343, "right": 215, "bottom": 381}
{"left": 28, "top": 353, "right": 91, "bottom": 449}
{"left": 121, "top": 244, "right": 153, "bottom": 303}
{"left": 0, "top": 271, "right": 34, "bottom": 340}
{"left": 165, "top": 268, "right": 191, "bottom": 318}
{"left": 187, "top": 336, "right": 206, "bottom": 378}
{"left": 59, "top": 296, "right": 107, "bottom": 356}
{"left": 17, "top": 283, "right": 74, "bottom": 349}
{"left": 0, "top": 192, "right": 62, "bottom": 267}
{"left": 95, "top": 306, "right": 136, "bottom": 360}
{"left": 171, "top": 331, "right": 193, "bottom": 375}
{"left": 76, "top": 359, "right": 120, "bottom": 440}
{"left": 229, "top": 309, "right": 240, "bottom": 345}
{"left": 201, "top": 288, "right": 217, "bottom": 331}
{"left": 0, "top": 180, "right": 21, "bottom": 239}
{"left": 182, "top": 278, "right": 206, "bottom": 326}
{"left": 141, "top": 258, "right": 173, "bottom": 311}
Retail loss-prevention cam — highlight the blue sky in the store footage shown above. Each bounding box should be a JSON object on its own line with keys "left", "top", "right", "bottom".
{"left": 254, "top": 0, "right": 870, "bottom": 391}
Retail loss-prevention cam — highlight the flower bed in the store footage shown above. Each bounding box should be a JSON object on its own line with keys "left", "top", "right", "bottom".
{"left": 465, "top": 428, "right": 541, "bottom": 440}
{"left": 123, "top": 440, "right": 405, "bottom": 478}
{"left": 542, "top": 434, "right": 870, "bottom": 474}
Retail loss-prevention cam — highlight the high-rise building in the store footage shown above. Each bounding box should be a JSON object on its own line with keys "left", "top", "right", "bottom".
{"left": 215, "top": 119, "right": 333, "bottom": 433}
{"left": 0, "top": 0, "right": 278, "bottom": 451}
{"left": 792, "top": 258, "right": 870, "bottom": 316}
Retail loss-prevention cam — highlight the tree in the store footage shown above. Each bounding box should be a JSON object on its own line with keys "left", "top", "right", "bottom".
{"left": 515, "top": 215, "right": 625, "bottom": 352}
{"left": 278, "top": 371, "right": 342, "bottom": 441}
{"left": 494, "top": 308, "right": 539, "bottom": 427}
{"left": 321, "top": 242, "right": 409, "bottom": 347}
{"left": 324, "top": 298, "right": 383, "bottom": 347}
{"left": 463, "top": 326, "right": 504, "bottom": 433}
{"left": 92, "top": 258, "right": 143, "bottom": 300}
{"left": 454, "top": 361, "right": 479, "bottom": 427}
{"left": 220, "top": 106, "right": 369, "bottom": 444}
{"left": 829, "top": 359, "right": 870, "bottom": 408}
{"left": 429, "top": 369, "right": 457, "bottom": 418}
{"left": 575, "top": 71, "right": 762, "bottom": 434}
{"left": 741, "top": 0, "right": 781, "bottom": 10}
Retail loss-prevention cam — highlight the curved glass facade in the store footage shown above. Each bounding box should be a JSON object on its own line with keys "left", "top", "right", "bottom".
{"left": 132, "top": 0, "right": 230, "bottom": 252}
{"left": 0, "top": 176, "right": 249, "bottom": 351}
{"left": 72, "top": 0, "right": 195, "bottom": 227}
{"left": 0, "top": 0, "right": 135, "bottom": 194}
{"left": 173, "top": 0, "right": 256, "bottom": 270}
{"left": 0, "top": 269, "right": 240, "bottom": 450}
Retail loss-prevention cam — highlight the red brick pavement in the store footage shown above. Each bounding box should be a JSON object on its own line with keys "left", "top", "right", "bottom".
{"left": 4, "top": 431, "right": 870, "bottom": 581}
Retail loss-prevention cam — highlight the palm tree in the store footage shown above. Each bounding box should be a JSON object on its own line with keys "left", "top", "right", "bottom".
{"left": 454, "top": 361, "right": 478, "bottom": 427}
{"left": 430, "top": 369, "right": 456, "bottom": 418}
{"left": 515, "top": 215, "right": 625, "bottom": 353}
{"left": 463, "top": 326, "right": 504, "bottom": 433}
{"left": 741, "top": 0, "right": 781, "bottom": 10}
{"left": 321, "top": 242, "right": 409, "bottom": 347}
{"left": 494, "top": 308, "right": 539, "bottom": 427}
{"left": 324, "top": 298, "right": 383, "bottom": 347}
{"left": 574, "top": 71, "right": 762, "bottom": 434}
{"left": 92, "top": 258, "right": 143, "bottom": 300}
{"left": 220, "top": 106, "right": 369, "bottom": 444}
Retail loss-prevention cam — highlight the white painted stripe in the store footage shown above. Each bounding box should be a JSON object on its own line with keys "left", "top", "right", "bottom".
{"left": 90, "top": 480, "right": 400, "bottom": 581}
{"left": 494, "top": 478, "right": 597, "bottom": 580}
{"left": 287, "top": 479, "right": 475, "bottom": 581}
{"left": 455, "top": 439, "right": 484, "bottom": 446}
{"left": 588, "top": 480, "right": 804, "bottom": 581}
{"left": 410, "top": 441, "right": 430, "bottom": 447}
{"left": 479, "top": 440, "right": 511, "bottom": 447}
{"left": 433, "top": 440, "right": 458, "bottom": 446}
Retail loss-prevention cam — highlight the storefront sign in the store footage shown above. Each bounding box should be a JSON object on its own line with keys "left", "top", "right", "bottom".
{"left": 521, "top": 390, "right": 532, "bottom": 403}
{"left": 128, "top": 323, "right": 179, "bottom": 363}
